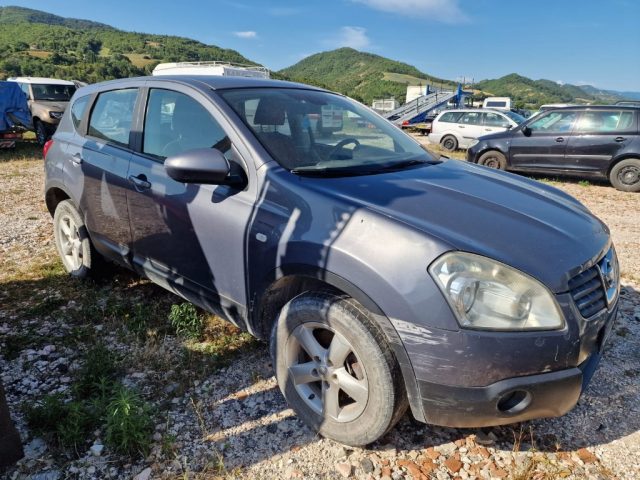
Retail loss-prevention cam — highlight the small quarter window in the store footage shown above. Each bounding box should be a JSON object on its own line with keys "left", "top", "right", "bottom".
{"left": 88, "top": 89, "right": 138, "bottom": 147}
{"left": 70, "top": 96, "right": 90, "bottom": 130}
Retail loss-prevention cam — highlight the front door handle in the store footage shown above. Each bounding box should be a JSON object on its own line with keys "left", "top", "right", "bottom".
{"left": 71, "top": 153, "right": 83, "bottom": 165}
{"left": 458, "top": 125, "right": 465, "bottom": 128}
{"left": 555, "top": 137, "right": 565, "bottom": 143}
{"left": 615, "top": 137, "right": 626, "bottom": 142}
{"left": 128, "top": 174, "right": 151, "bottom": 191}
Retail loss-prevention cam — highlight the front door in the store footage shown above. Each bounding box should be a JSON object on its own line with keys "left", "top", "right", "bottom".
{"left": 126, "top": 86, "right": 256, "bottom": 325}
{"left": 509, "top": 110, "right": 578, "bottom": 172}
{"left": 456, "top": 111, "right": 484, "bottom": 148}
{"left": 564, "top": 109, "right": 637, "bottom": 175}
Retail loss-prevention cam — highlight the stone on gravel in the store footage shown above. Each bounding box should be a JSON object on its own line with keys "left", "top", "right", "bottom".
{"left": 335, "top": 462, "right": 352, "bottom": 478}
{"left": 133, "top": 467, "right": 152, "bottom": 480}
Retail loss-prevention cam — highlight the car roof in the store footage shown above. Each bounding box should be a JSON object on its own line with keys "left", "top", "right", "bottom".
{"left": 437, "top": 108, "right": 510, "bottom": 114}
{"left": 544, "top": 105, "right": 640, "bottom": 111}
{"left": 76, "top": 75, "right": 328, "bottom": 94}
{"left": 8, "top": 77, "right": 76, "bottom": 86}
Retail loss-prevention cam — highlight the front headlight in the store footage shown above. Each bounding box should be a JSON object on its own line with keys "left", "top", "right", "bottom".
{"left": 49, "top": 111, "right": 63, "bottom": 119}
{"left": 429, "top": 252, "right": 564, "bottom": 331}
{"left": 468, "top": 139, "right": 479, "bottom": 148}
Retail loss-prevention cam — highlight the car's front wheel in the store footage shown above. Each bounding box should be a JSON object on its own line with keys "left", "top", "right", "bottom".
{"left": 271, "top": 291, "right": 407, "bottom": 446}
{"left": 609, "top": 158, "right": 640, "bottom": 192}
{"left": 478, "top": 150, "right": 507, "bottom": 170}
{"left": 53, "top": 200, "right": 101, "bottom": 278}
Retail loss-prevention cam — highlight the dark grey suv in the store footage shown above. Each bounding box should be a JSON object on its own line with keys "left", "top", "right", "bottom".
{"left": 466, "top": 105, "right": 640, "bottom": 192}
{"left": 44, "top": 76, "right": 619, "bottom": 446}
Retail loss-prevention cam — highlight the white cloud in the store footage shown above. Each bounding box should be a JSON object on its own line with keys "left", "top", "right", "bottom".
{"left": 233, "top": 31, "right": 258, "bottom": 39}
{"left": 352, "top": 0, "right": 467, "bottom": 23}
{"left": 333, "top": 26, "right": 371, "bottom": 49}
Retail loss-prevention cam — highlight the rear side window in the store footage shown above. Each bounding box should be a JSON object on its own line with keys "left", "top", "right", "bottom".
{"left": 88, "top": 89, "right": 137, "bottom": 147}
{"left": 439, "top": 112, "right": 463, "bottom": 123}
{"left": 70, "top": 96, "right": 89, "bottom": 130}
{"left": 143, "top": 89, "right": 230, "bottom": 160}
{"left": 485, "top": 101, "right": 507, "bottom": 108}
{"left": 575, "top": 110, "right": 636, "bottom": 133}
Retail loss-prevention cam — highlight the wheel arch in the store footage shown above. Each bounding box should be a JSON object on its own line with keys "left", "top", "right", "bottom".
{"left": 254, "top": 264, "right": 426, "bottom": 422}
{"left": 45, "top": 184, "right": 71, "bottom": 217}
{"left": 607, "top": 154, "right": 640, "bottom": 176}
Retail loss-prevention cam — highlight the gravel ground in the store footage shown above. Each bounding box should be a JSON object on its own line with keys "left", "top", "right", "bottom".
{"left": 1, "top": 144, "right": 639, "bottom": 480}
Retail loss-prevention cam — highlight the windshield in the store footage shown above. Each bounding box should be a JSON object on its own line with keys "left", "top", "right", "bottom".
{"left": 31, "top": 83, "right": 76, "bottom": 101}
{"left": 502, "top": 110, "right": 526, "bottom": 124}
{"left": 218, "top": 88, "right": 435, "bottom": 176}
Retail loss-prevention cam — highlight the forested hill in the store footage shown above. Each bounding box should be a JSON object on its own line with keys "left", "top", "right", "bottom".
{"left": 279, "top": 48, "right": 456, "bottom": 105}
{"left": 0, "top": 6, "right": 258, "bottom": 83}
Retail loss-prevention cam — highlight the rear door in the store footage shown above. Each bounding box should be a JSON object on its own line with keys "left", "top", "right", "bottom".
{"left": 509, "top": 109, "right": 578, "bottom": 171}
{"left": 126, "top": 85, "right": 257, "bottom": 323}
{"left": 65, "top": 87, "right": 139, "bottom": 265}
{"left": 564, "top": 109, "right": 637, "bottom": 176}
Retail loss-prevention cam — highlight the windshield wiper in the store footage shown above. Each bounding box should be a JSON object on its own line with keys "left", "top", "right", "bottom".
{"left": 291, "top": 166, "right": 370, "bottom": 177}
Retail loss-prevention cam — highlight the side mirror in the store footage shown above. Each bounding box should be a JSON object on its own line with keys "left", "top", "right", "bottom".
{"left": 165, "top": 148, "right": 231, "bottom": 184}
{"left": 521, "top": 126, "right": 532, "bottom": 137}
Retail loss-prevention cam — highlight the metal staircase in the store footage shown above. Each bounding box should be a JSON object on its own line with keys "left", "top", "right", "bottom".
{"left": 383, "top": 90, "right": 456, "bottom": 125}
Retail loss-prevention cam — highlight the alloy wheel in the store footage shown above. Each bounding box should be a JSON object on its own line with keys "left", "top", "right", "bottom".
{"left": 286, "top": 322, "right": 369, "bottom": 422}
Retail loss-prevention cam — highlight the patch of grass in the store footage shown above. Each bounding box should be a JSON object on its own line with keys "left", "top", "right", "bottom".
{"left": 169, "top": 302, "right": 203, "bottom": 339}
{"left": 75, "top": 344, "right": 120, "bottom": 399}
{"left": 24, "top": 345, "right": 152, "bottom": 456}
{"left": 616, "top": 326, "right": 631, "bottom": 338}
{"left": 579, "top": 180, "right": 591, "bottom": 187}
{"left": 24, "top": 296, "right": 66, "bottom": 317}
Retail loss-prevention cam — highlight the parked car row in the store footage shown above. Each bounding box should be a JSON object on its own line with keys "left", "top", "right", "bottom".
{"left": 427, "top": 104, "right": 640, "bottom": 192}
{"left": 45, "top": 75, "right": 619, "bottom": 446}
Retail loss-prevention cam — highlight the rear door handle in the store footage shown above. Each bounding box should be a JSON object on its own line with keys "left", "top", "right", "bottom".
{"left": 71, "top": 153, "right": 83, "bottom": 165}
{"left": 458, "top": 125, "right": 465, "bottom": 128}
{"left": 555, "top": 137, "right": 565, "bottom": 143}
{"left": 615, "top": 137, "right": 626, "bottom": 142}
{"left": 128, "top": 174, "right": 151, "bottom": 191}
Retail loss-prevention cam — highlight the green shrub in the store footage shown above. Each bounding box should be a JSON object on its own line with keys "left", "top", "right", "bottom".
{"left": 75, "top": 343, "right": 119, "bottom": 399}
{"left": 105, "top": 386, "right": 153, "bottom": 455}
{"left": 169, "top": 303, "right": 203, "bottom": 339}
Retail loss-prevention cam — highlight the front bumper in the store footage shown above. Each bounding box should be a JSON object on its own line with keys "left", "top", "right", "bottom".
{"left": 417, "top": 304, "right": 617, "bottom": 428}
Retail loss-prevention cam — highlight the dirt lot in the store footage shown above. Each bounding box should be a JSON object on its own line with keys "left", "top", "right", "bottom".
{"left": 1, "top": 143, "right": 639, "bottom": 480}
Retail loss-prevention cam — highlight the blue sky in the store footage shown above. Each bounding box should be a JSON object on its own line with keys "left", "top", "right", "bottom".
{"left": 4, "top": 0, "right": 640, "bottom": 91}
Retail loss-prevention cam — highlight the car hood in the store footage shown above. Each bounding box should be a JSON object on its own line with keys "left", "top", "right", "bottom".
{"left": 297, "top": 160, "right": 609, "bottom": 293}
{"left": 31, "top": 100, "right": 68, "bottom": 111}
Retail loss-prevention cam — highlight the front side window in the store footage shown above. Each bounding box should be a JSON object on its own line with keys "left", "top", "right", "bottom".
{"left": 143, "top": 89, "right": 230, "bottom": 159}
{"left": 483, "top": 112, "right": 510, "bottom": 128}
{"left": 31, "top": 83, "right": 76, "bottom": 101}
{"left": 18, "top": 83, "right": 30, "bottom": 98}
{"left": 219, "top": 88, "right": 433, "bottom": 175}
{"left": 88, "top": 89, "right": 137, "bottom": 147}
{"left": 70, "top": 96, "right": 89, "bottom": 130}
{"left": 527, "top": 111, "right": 577, "bottom": 133}
{"left": 575, "top": 110, "right": 635, "bottom": 133}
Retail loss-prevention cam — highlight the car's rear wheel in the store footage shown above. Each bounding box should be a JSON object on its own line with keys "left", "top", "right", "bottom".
{"left": 34, "top": 120, "right": 49, "bottom": 146}
{"left": 609, "top": 158, "right": 640, "bottom": 192}
{"left": 271, "top": 291, "right": 407, "bottom": 446}
{"left": 440, "top": 135, "right": 458, "bottom": 151}
{"left": 53, "top": 200, "right": 102, "bottom": 278}
{"left": 478, "top": 150, "right": 507, "bottom": 170}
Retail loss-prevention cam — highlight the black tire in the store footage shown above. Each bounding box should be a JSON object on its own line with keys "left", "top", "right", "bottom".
{"left": 53, "top": 200, "right": 102, "bottom": 278}
{"left": 440, "top": 135, "right": 458, "bottom": 151}
{"left": 609, "top": 158, "right": 640, "bottom": 192}
{"left": 34, "top": 119, "right": 49, "bottom": 146}
{"left": 478, "top": 150, "right": 507, "bottom": 170}
{"left": 270, "top": 291, "right": 407, "bottom": 446}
